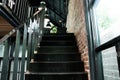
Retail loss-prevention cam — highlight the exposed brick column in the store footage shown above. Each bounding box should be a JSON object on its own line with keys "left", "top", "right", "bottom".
{"left": 66, "top": 0, "right": 90, "bottom": 80}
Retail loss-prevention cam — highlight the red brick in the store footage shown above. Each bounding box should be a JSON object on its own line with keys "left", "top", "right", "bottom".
{"left": 66, "top": 0, "right": 90, "bottom": 80}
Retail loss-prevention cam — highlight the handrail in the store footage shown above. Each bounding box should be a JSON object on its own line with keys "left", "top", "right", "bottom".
{"left": 0, "top": 8, "right": 43, "bottom": 44}
{"left": 0, "top": 5, "right": 45, "bottom": 80}
{"left": 95, "top": 35, "right": 120, "bottom": 52}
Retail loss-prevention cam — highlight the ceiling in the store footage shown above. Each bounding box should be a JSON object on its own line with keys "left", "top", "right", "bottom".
{"left": 28, "top": 0, "right": 69, "bottom": 27}
{"left": 0, "top": 16, "right": 14, "bottom": 38}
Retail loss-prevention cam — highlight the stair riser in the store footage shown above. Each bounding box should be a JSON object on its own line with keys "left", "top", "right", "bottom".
{"left": 29, "top": 62, "right": 84, "bottom": 72}
{"left": 25, "top": 74, "right": 88, "bottom": 80}
{"left": 42, "top": 33, "right": 75, "bottom": 40}
{"left": 25, "top": 33, "right": 88, "bottom": 80}
{"left": 37, "top": 46, "right": 78, "bottom": 52}
{"left": 40, "top": 41, "right": 76, "bottom": 46}
{"left": 34, "top": 54, "right": 80, "bottom": 61}
{"left": 42, "top": 36, "right": 75, "bottom": 41}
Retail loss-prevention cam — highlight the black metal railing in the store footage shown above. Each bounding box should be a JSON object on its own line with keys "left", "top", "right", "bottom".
{"left": 95, "top": 35, "right": 120, "bottom": 75}
{"left": 0, "top": 0, "right": 29, "bottom": 22}
{"left": 0, "top": 6, "right": 45, "bottom": 80}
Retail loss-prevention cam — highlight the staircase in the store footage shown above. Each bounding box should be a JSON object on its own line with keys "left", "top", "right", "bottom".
{"left": 25, "top": 33, "right": 88, "bottom": 80}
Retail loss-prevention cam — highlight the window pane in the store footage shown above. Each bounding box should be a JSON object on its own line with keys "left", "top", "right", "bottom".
{"left": 95, "top": 0, "right": 120, "bottom": 80}
{"left": 102, "top": 47, "right": 120, "bottom": 80}
{"left": 96, "top": 0, "right": 120, "bottom": 44}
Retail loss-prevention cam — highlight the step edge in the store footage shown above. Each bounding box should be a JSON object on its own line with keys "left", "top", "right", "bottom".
{"left": 34, "top": 53, "right": 79, "bottom": 54}
{"left": 39, "top": 46, "right": 77, "bottom": 47}
{"left": 25, "top": 72, "right": 87, "bottom": 75}
{"left": 30, "top": 61, "right": 82, "bottom": 64}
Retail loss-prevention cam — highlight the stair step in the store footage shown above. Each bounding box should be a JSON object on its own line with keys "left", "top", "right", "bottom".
{"left": 26, "top": 72, "right": 87, "bottom": 75}
{"left": 37, "top": 46, "right": 78, "bottom": 52}
{"left": 29, "top": 61, "right": 84, "bottom": 72}
{"left": 40, "top": 41, "right": 76, "bottom": 46}
{"left": 35, "top": 52, "right": 79, "bottom": 54}
{"left": 25, "top": 33, "right": 88, "bottom": 80}
{"left": 44, "top": 33, "right": 74, "bottom": 36}
{"left": 42, "top": 34, "right": 75, "bottom": 41}
{"left": 25, "top": 72, "right": 88, "bottom": 80}
{"left": 34, "top": 53, "right": 80, "bottom": 61}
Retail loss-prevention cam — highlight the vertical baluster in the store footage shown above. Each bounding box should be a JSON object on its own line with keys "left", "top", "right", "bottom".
{"left": 1, "top": 40, "right": 10, "bottom": 80}
{"left": 27, "top": 29, "right": 32, "bottom": 71}
{"left": 39, "top": 2, "right": 45, "bottom": 35}
{"left": 18, "top": 0, "right": 22, "bottom": 20}
{"left": 16, "top": 0, "right": 20, "bottom": 19}
{"left": 35, "top": 30, "right": 39, "bottom": 50}
{"left": 38, "top": 13, "right": 42, "bottom": 42}
{"left": 20, "top": 24, "right": 27, "bottom": 80}
{"left": 23, "top": 0, "right": 26, "bottom": 21}
{"left": 20, "top": 0, "right": 23, "bottom": 21}
{"left": 13, "top": 0, "right": 17, "bottom": 13}
{"left": 12, "top": 30, "right": 21, "bottom": 80}
{"left": 40, "top": 10, "right": 45, "bottom": 34}
{"left": 31, "top": 30, "right": 35, "bottom": 60}
{"left": 8, "top": 39, "right": 15, "bottom": 80}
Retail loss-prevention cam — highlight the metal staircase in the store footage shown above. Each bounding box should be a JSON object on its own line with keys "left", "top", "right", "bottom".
{"left": 25, "top": 33, "right": 88, "bottom": 80}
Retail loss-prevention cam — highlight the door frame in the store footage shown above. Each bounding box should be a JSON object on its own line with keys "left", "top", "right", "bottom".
{"left": 83, "top": 0, "right": 104, "bottom": 80}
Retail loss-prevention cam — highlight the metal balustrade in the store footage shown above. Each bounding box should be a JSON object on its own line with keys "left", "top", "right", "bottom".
{"left": 0, "top": 6, "right": 45, "bottom": 80}
{"left": 0, "top": 0, "right": 29, "bottom": 22}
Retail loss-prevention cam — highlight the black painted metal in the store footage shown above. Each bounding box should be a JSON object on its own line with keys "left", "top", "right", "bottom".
{"left": 83, "top": 1, "right": 96, "bottom": 80}
{"left": 90, "top": 4, "right": 104, "bottom": 80}
{"left": 0, "top": 0, "right": 29, "bottom": 25}
{"left": 31, "top": 31, "right": 36, "bottom": 59}
{"left": 25, "top": 33, "right": 88, "bottom": 80}
{"left": 20, "top": 24, "right": 27, "bottom": 80}
{"left": 27, "top": 32, "right": 32, "bottom": 71}
{"left": 40, "top": 8, "right": 45, "bottom": 34}
{"left": 1, "top": 40, "right": 10, "bottom": 80}
{"left": 8, "top": 39, "right": 15, "bottom": 80}
{"left": 115, "top": 42, "right": 120, "bottom": 75}
{"left": 0, "top": 4, "right": 20, "bottom": 27}
{"left": 0, "top": 5, "right": 44, "bottom": 80}
{"left": 10, "top": 0, "right": 29, "bottom": 22}
{"left": 0, "top": 9, "right": 43, "bottom": 44}
{"left": 96, "top": 36, "right": 120, "bottom": 52}
{"left": 12, "top": 30, "right": 21, "bottom": 80}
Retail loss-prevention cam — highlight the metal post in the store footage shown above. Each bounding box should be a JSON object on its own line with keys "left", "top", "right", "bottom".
{"left": 27, "top": 31, "right": 32, "bottom": 71}
{"left": 8, "top": 39, "right": 15, "bottom": 80}
{"left": 20, "top": 24, "right": 27, "bottom": 80}
{"left": 39, "top": 2, "right": 45, "bottom": 35}
{"left": 31, "top": 30, "right": 35, "bottom": 60}
{"left": 12, "top": 29, "right": 21, "bottom": 80}
{"left": 83, "top": 0, "right": 104, "bottom": 80}
{"left": 1, "top": 40, "right": 10, "bottom": 80}
{"left": 115, "top": 42, "right": 120, "bottom": 75}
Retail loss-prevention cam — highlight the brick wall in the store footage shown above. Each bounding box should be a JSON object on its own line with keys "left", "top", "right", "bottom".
{"left": 66, "top": 0, "right": 90, "bottom": 79}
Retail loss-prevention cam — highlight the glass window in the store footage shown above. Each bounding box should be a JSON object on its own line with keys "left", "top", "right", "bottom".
{"left": 96, "top": 0, "right": 120, "bottom": 44}
{"left": 95, "top": 0, "right": 120, "bottom": 80}
{"left": 101, "top": 47, "right": 120, "bottom": 80}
